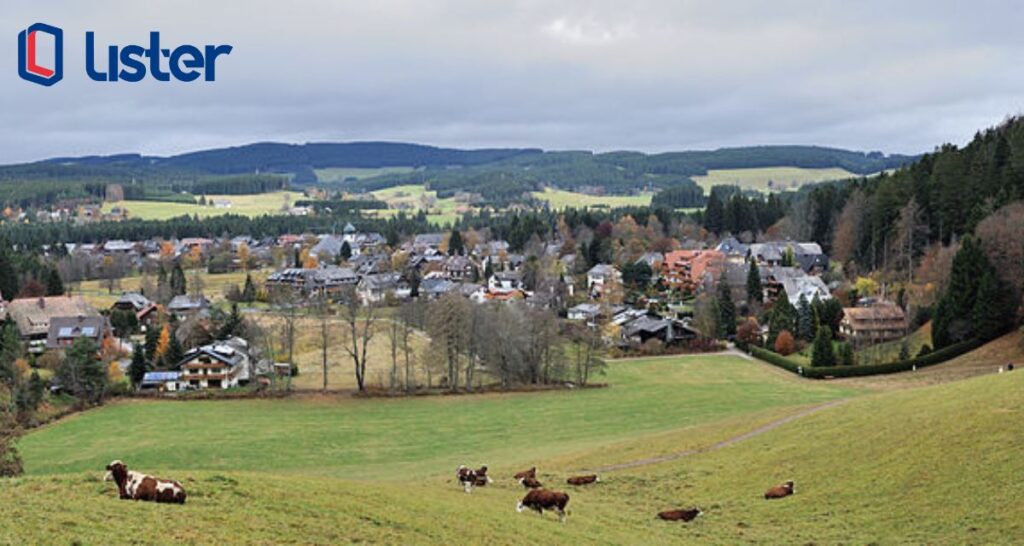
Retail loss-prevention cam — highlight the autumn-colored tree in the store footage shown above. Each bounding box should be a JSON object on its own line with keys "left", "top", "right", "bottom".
{"left": 736, "top": 317, "right": 762, "bottom": 347}
{"left": 774, "top": 330, "right": 796, "bottom": 356}
{"left": 154, "top": 325, "right": 171, "bottom": 360}
{"left": 107, "top": 361, "right": 125, "bottom": 383}
{"left": 237, "top": 242, "right": 251, "bottom": 270}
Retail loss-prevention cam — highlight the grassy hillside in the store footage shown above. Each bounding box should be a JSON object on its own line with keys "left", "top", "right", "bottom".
{"left": 101, "top": 191, "right": 304, "bottom": 220}
{"left": 16, "top": 355, "right": 854, "bottom": 480}
{"left": 315, "top": 166, "right": 416, "bottom": 182}
{"left": 692, "top": 166, "right": 857, "bottom": 193}
{"left": 532, "top": 187, "right": 653, "bottom": 209}
{"left": 3, "top": 356, "right": 1021, "bottom": 543}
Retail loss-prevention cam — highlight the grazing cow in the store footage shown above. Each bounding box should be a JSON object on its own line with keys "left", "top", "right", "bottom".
{"left": 566, "top": 474, "right": 600, "bottom": 486}
{"left": 764, "top": 480, "right": 796, "bottom": 499}
{"left": 519, "top": 476, "right": 543, "bottom": 489}
{"left": 517, "top": 489, "right": 570, "bottom": 522}
{"left": 514, "top": 467, "right": 537, "bottom": 480}
{"left": 104, "top": 460, "right": 186, "bottom": 504}
{"left": 475, "top": 465, "right": 493, "bottom": 484}
{"left": 657, "top": 508, "right": 703, "bottom": 522}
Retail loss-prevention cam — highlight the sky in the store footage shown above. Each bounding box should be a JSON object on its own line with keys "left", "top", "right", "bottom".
{"left": 2, "top": 0, "right": 1023, "bottom": 164}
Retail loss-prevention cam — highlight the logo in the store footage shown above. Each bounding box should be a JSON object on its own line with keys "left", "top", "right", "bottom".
{"left": 17, "top": 24, "right": 232, "bottom": 85}
{"left": 18, "top": 22, "right": 63, "bottom": 86}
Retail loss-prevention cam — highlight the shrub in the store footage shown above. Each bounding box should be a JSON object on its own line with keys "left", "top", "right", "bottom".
{"left": 774, "top": 330, "right": 796, "bottom": 356}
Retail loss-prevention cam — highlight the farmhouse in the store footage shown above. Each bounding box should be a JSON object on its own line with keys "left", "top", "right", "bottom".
{"left": 587, "top": 264, "right": 622, "bottom": 297}
{"left": 111, "top": 292, "right": 158, "bottom": 325}
{"left": 488, "top": 271, "right": 524, "bottom": 294}
{"left": 840, "top": 301, "right": 909, "bottom": 347}
{"left": 45, "top": 315, "right": 111, "bottom": 350}
{"left": 178, "top": 337, "right": 253, "bottom": 390}
{"left": 357, "top": 272, "right": 403, "bottom": 303}
{"left": 167, "top": 295, "right": 211, "bottom": 320}
{"left": 6, "top": 296, "right": 98, "bottom": 341}
{"left": 265, "top": 265, "right": 358, "bottom": 297}
{"left": 748, "top": 241, "right": 828, "bottom": 273}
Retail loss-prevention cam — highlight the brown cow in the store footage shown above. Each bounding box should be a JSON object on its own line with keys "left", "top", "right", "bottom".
{"left": 514, "top": 467, "right": 537, "bottom": 480}
{"left": 657, "top": 508, "right": 703, "bottom": 522}
{"left": 456, "top": 464, "right": 493, "bottom": 493}
{"left": 104, "top": 460, "right": 186, "bottom": 504}
{"left": 764, "top": 480, "right": 796, "bottom": 499}
{"left": 519, "top": 476, "right": 543, "bottom": 489}
{"left": 566, "top": 474, "right": 600, "bottom": 486}
{"left": 517, "top": 489, "right": 570, "bottom": 522}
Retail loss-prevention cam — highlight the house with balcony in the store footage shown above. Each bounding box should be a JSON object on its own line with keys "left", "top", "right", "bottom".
{"left": 177, "top": 337, "right": 253, "bottom": 390}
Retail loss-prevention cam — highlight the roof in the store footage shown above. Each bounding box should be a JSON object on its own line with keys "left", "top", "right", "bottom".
{"left": 421, "top": 278, "right": 457, "bottom": 295}
{"left": 843, "top": 304, "right": 907, "bottom": 322}
{"left": 587, "top": 264, "right": 619, "bottom": 277}
{"left": 7, "top": 296, "right": 98, "bottom": 337}
{"left": 312, "top": 235, "right": 344, "bottom": 257}
{"left": 179, "top": 337, "right": 250, "bottom": 370}
{"left": 114, "top": 292, "right": 151, "bottom": 311}
{"left": 167, "top": 295, "right": 211, "bottom": 311}
{"left": 46, "top": 315, "right": 108, "bottom": 348}
{"left": 142, "top": 371, "right": 182, "bottom": 384}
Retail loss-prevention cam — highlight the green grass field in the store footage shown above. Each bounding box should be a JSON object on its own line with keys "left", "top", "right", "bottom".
{"left": 315, "top": 167, "right": 417, "bottom": 183}
{"left": 532, "top": 187, "right": 653, "bottom": 209}
{"left": 366, "top": 184, "right": 468, "bottom": 226}
{"left": 692, "top": 167, "right": 858, "bottom": 193}
{"left": 102, "top": 191, "right": 305, "bottom": 220}
{"left": 5, "top": 344, "right": 1023, "bottom": 544}
{"left": 71, "top": 270, "right": 262, "bottom": 309}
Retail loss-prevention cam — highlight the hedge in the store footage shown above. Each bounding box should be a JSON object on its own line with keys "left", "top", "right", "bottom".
{"left": 749, "top": 337, "right": 985, "bottom": 379}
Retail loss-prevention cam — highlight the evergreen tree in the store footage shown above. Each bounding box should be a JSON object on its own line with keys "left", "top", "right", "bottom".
{"left": 932, "top": 236, "right": 1004, "bottom": 348}
{"left": 483, "top": 259, "right": 494, "bottom": 281}
{"left": 128, "top": 344, "right": 148, "bottom": 389}
{"left": 703, "top": 191, "right": 724, "bottom": 234}
{"left": 218, "top": 302, "right": 244, "bottom": 340}
{"left": 717, "top": 280, "right": 736, "bottom": 337}
{"left": 26, "top": 370, "right": 45, "bottom": 410}
{"left": 838, "top": 341, "right": 856, "bottom": 366}
{"left": 144, "top": 326, "right": 161, "bottom": 364}
{"left": 241, "top": 273, "right": 256, "bottom": 302}
{"left": 56, "top": 338, "right": 107, "bottom": 404}
{"left": 0, "top": 250, "right": 18, "bottom": 302}
{"left": 447, "top": 229, "right": 464, "bottom": 256}
{"left": 339, "top": 241, "right": 352, "bottom": 262}
{"left": 796, "top": 293, "right": 815, "bottom": 341}
{"left": 746, "top": 260, "right": 762, "bottom": 304}
{"left": 767, "top": 289, "right": 797, "bottom": 347}
{"left": 170, "top": 263, "right": 187, "bottom": 296}
{"left": 45, "top": 268, "right": 64, "bottom": 296}
{"left": 810, "top": 326, "right": 836, "bottom": 367}
{"left": 0, "top": 323, "right": 20, "bottom": 388}
{"left": 164, "top": 333, "right": 185, "bottom": 370}
{"left": 781, "top": 246, "right": 796, "bottom": 267}
{"left": 973, "top": 269, "right": 1013, "bottom": 341}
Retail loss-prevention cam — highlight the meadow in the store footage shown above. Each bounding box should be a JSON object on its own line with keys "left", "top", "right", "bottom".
{"left": 101, "top": 191, "right": 305, "bottom": 221}
{"left": 70, "top": 269, "right": 260, "bottom": 309}
{"left": 5, "top": 344, "right": 1023, "bottom": 544}
{"left": 692, "top": 166, "right": 857, "bottom": 193}
{"left": 532, "top": 187, "right": 653, "bottom": 209}
{"left": 314, "top": 166, "right": 417, "bottom": 183}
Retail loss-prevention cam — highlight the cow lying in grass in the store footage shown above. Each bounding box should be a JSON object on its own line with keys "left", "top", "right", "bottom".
{"left": 517, "top": 489, "right": 570, "bottom": 522}
{"left": 456, "top": 465, "right": 492, "bottom": 493}
{"left": 566, "top": 474, "right": 600, "bottom": 486}
{"left": 513, "top": 467, "right": 537, "bottom": 480}
{"left": 764, "top": 480, "right": 796, "bottom": 499}
{"left": 519, "top": 476, "right": 543, "bottom": 489}
{"left": 104, "top": 460, "right": 186, "bottom": 504}
{"left": 657, "top": 508, "right": 703, "bottom": 522}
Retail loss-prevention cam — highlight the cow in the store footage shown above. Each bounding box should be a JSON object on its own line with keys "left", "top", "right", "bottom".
{"left": 657, "top": 508, "right": 703, "bottom": 522}
{"left": 517, "top": 489, "right": 570, "bottom": 522}
{"left": 104, "top": 460, "right": 186, "bottom": 504}
{"left": 456, "top": 464, "right": 492, "bottom": 493}
{"left": 764, "top": 480, "right": 796, "bottom": 499}
{"left": 519, "top": 476, "right": 543, "bottom": 489}
{"left": 566, "top": 474, "right": 600, "bottom": 486}
{"left": 514, "top": 467, "right": 537, "bottom": 480}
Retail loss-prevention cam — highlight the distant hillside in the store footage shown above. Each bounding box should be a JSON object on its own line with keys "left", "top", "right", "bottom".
{"left": 1, "top": 142, "right": 915, "bottom": 208}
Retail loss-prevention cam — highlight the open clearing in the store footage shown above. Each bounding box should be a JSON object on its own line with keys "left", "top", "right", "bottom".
{"left": 101, "top": 191, "right": 305, "bottom": 221}
{"left": 692, "top": 166, "right": 858, "bottom": 193}
{"left": 532, "top": 187, "right": 653, "bottom": 209}
{"left": 315, "top": 166, "right": 417, "bottom": 183}
{"left": 5, "top": 340, "right": 1024, "bottom": 544}
{"left": 70, "top": 270, "right": 262, "bottom": 309}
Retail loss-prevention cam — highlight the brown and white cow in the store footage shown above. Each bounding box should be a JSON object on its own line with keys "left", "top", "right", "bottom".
{"left": 104, "top": 460, "right": 186, "bottom": 504}
{"left": 764, "top": 480, "right": 796, "bottom": 499}
{"left": 519, "top": 476, "right": 543, "bottom": 489}
{"left": 657, "top": 508, "right": 703, "bottom": 522}
{"left": 566, "top": 474, "right": 600, "bottom": 486}
{"left": 514, "top": 467, "right": 537, "bottom": 480}
{"left": 517, "top": 489, "right": 570, "bottom": 522}
{"left": 456, "top": 464, "right": 493, "bottom": 493}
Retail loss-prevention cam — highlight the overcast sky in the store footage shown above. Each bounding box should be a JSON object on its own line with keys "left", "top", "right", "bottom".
{"left": 3, "top": 0, "right": 1023, "bottom": 163}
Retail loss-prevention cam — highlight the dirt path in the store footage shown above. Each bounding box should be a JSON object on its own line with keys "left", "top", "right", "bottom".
{"left": 580, "top": 398, "right": 851, "bottom": 474}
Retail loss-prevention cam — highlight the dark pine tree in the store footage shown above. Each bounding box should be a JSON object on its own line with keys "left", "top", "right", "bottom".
{"left": 746, "top": 260, "right": 762, "bottom": 304}
{"left": 45, "top": 268, "right": 64, "bottom": 296}
{"left": 339, "top": 241, "right": 352, "bottom": 262}
{"left": 0, "top": 250, "right": 18, "bottom": 302}
{"left": 810, "top": 326, "right": 836, "bottom": 367}
{"left": 717, "top": 280, "right": 736, "bottom": 337}
{"left": 128, "top": 344, "right": 148, "bottom": 389}
{"left": 703, "top": 191, "right": 725, "bottom": 234}
{"left": 170, "top": 263, "right": 187, "bottom": 296}
{"left": 447, "top": 229, "right": 464, "bottom": 256}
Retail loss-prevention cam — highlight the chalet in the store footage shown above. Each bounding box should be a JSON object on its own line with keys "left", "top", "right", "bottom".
{"left": 410, "top": 233, "right": 445, "bottom": 254}
{"left": 443, "top": 256, "right": 477, "bottom": 281}
{"left": 166, "top": 295, "right": 211, "bottom": 320}
{"left": 311, "top": 235, "right": 346, "bottom": 261}
{"left": 568, "top": 302, "right": 601, "bottom": 322}
{"left": 586, "top": 264, "right": 621, "bottom": 297}
{"left": 265, "top": 266, "right": 358, "bottom": 297}
{"left": 357, "top": 272, "right": 403, "bottom": 303}
{"left": 420, "top": 278, "right": 459, "bottom": 299}
{"left": 7, "top": 296, "right": 98, "bottom": 341}
{"left": 661, "top": 250, "right": 724, "bottom": 292}
{"left": 488, "top": 271, "right": 524, "bottom": 294}
{"left": 748, "top": 242, "right": 828, "bottom": 273}
{"left": 715, "top": 236, "right": 749, "bottom": 262}
{"left": 762, "top": 267, "right": 832, "bottom": 306}
{"left": 840, "top": 302, "right": 909, "bottom": 347}
{"left": 177, "top": 238, "right": 214, "bottom": 256}
{"left": 112, "top": 292, "right": 158, "bottom": 325}
{"left": 177, "top": 337, "right": 253, "bottom": 390}
{"left": 45, "top": 315, "right": 111, "bottom": 350}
